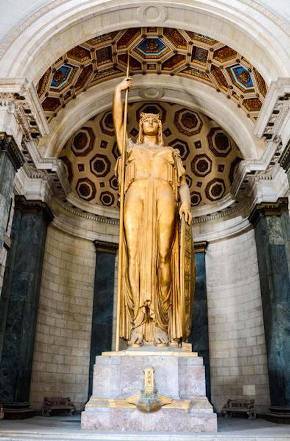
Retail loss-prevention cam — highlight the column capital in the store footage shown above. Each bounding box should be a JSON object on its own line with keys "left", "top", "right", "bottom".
{"left": 194, "top": 241, "right": 208, "bottom": 253}
{"left": 0, "top": 133, "right": 24, "bottom": 170}
{"left": 93, "top": 240, "right": 118, "bottom": 254}
{"left": 249, "top": 197, "right": 289, "bottom": 226}
{"left": 14, "top": 195, "right": 54, "bottom": 223}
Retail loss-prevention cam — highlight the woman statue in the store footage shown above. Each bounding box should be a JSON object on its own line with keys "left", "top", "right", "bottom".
{"left": 113, "top": 77, "right": 193, "bottom": 347}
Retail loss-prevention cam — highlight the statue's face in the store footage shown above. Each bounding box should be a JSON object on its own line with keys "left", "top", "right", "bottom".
{"left": 142, "top": 117, "right": 159, "bottom": 136}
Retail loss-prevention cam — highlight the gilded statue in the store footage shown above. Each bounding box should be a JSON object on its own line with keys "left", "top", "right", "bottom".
{"left": 113, "top": 77, "right": 193, "bottom": 347}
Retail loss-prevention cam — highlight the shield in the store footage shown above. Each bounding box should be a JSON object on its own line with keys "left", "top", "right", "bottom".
{"left": 180, "top": 216, "right": 195, "bottom": 340}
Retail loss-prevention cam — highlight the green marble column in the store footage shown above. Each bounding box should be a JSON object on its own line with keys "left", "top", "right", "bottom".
{"left": 0, "top": 133, "right": 24, "bottom": 397}
{"left": 250, "top": 198, "right": 290, "bottom": 408}
{"left": 0, "top": 196, "right": 53, "bottom": 403}
{"left": 88, "top": 240, "right": 117, "bottom": 398}
{"left": 0, "top": 133, "right": 23, "bottom": 262}
{"left": 189, "top": 241, "right": 211, "bottom": 400}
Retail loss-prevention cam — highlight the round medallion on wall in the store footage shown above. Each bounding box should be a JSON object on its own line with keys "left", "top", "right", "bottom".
{"left": 137, "top": 5, "right": 167, "bottom": 24}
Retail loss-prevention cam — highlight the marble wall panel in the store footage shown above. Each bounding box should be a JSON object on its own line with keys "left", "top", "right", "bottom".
{"left": 29, "top": 225, "right": 95, "bottom": 409}
{"left": 206, "top": 229, "right": 270, "bottom": 412}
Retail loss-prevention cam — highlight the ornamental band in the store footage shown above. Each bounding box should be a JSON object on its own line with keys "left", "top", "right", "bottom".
{"left": 113, "top": 77, "right": 194, "bottom": 347}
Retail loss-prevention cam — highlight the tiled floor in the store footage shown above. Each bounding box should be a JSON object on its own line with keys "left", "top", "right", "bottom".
{"left": 0, "top": 415, "right": 289, "bottom": 441}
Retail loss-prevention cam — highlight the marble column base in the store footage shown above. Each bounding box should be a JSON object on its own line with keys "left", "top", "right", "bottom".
{"left": 81, "top": 345, "right": 217, "bottom": 432}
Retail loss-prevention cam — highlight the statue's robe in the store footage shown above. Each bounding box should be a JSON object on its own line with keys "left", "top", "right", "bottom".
{"left": 116, "top": 141, "right": 194, "bottom": 343}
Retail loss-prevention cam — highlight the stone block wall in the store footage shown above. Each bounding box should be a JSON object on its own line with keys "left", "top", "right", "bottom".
{"left": 30, "top": 225, "right": 95, "bottom": 409}
{"left": 206, "top": 228, "right": 270, "bottom": 413}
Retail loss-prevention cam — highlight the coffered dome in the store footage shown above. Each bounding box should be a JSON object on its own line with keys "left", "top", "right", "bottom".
{"left": 60, "top": 102, "right": 242, "bottom": 208}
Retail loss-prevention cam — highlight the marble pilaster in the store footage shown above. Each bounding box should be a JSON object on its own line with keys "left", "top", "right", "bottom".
{"left": 190, "top": 241, "right": 211, "bottom": 400}
{"left": 250, "top": 198, "right": 290, "bottom": 407}
{"left": 0, "top": 133, "right": 24, "bottom": 289}
{"left": 0, "top": 196, "right": 53, "bottom": 403}
{"left": 88, "top": 240, "right": 117, "bottom": 397}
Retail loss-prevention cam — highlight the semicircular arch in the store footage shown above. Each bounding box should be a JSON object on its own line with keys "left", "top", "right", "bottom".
{"left": 0, "top": 0, "right": 289, "bottom": 85}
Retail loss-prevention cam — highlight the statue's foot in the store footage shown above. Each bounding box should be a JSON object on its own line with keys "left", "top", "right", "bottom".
{"left": 129, "top": 328, "right": 144, "bottom": 347}
{"left": 170, "top": 338, "right": 182, "bottom": 348}
{"left": 153, "top": 327, "right": 169, "bottom": 347}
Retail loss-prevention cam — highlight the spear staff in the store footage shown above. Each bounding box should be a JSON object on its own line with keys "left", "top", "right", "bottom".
{"left": 115, "top": 54, "right": 130, "bottom": 351}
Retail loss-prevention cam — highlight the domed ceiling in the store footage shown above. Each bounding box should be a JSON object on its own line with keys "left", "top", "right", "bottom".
{"left": 60, "top": 102, "right": 242, "bottom": 208}
{"left": 37, "top": 27, "right": 267, "bottom": 123}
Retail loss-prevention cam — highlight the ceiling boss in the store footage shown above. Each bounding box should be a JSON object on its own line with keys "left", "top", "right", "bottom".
{"left": 113, "top": 57, "right": 194, "bottom": 349}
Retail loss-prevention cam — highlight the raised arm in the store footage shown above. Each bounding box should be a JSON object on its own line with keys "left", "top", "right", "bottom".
{"left": 113, "top": 77, "right": 132, "bottom": 154}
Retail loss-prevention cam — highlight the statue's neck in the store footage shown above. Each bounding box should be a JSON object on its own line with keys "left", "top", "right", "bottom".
{"left": 143, "top": 135, "right": 158, "bottom": 146}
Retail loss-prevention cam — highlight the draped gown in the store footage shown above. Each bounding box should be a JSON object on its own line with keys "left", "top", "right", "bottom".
{"left": 116, "top": 141, "right": 193, "bottom": 344}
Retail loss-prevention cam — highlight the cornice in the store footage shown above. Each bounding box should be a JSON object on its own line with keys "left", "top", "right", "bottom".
{"left": 53, "top": 198, "right": 119, "bottom": 226}
{"left": 194, "top": 241, "right": 208, "bottom": 253}
{"left": 0, "top": 79, "right": 49, "bottom": 141}
{"left": 94, "top": 239, "right": 118, "bottom": 253}
{"left": 191, "top": 199, "right": 248, "bottom": 224}
{"left": 249, "top": 197, "right": 289, "bottom": 226}
{"left": 14, "top": 195, "right": 54, "bottom": 223}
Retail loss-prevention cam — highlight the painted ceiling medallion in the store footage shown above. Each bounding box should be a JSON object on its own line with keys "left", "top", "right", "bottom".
{"left": 37, "top": 28, "right": 267, "bottom": 122}
{"left": 60, "top": 102, "right": 243, "bottom": 208}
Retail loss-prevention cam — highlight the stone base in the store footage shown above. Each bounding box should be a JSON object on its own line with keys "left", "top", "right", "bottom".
{"left": 81, "top": 345, "right": 217, "bottom": 432}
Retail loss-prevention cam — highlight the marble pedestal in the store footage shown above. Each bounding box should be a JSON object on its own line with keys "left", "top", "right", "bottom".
{"left": 81, "top": 346, "right": 217, "bottom": 432}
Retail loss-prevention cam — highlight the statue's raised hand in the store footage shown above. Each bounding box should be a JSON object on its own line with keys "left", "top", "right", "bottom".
{"left": 117, "top": 77, "right": 133, "bottom": 92}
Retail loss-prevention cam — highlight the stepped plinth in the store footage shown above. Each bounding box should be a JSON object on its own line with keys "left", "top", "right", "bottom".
{"left": 81, "top": 344, "right": 217, "bottom": 433}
